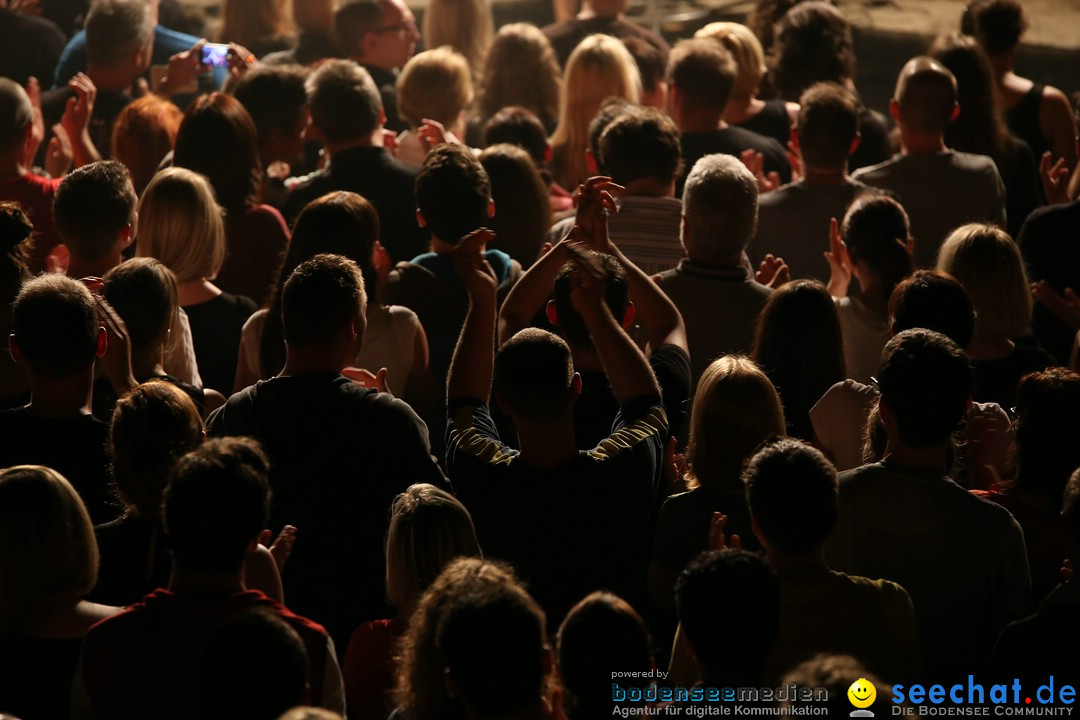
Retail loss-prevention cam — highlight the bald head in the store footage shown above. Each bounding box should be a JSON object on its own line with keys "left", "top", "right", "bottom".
{"left": 0, "top": 78, "right": 33, "bottom": 154}
{"left": 892, "top": 56, "right": 958, "bottom": 135}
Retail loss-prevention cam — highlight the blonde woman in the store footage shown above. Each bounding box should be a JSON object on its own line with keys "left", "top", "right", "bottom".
{"left": 478, "top": 23, "right": 562, "bottom": 133}
{"left": 395, "top": 46, "right": 474, "bottom": 166}
{"left": 422, "top": 0, "right": 493, "bottom": 82}
{"left": 937, "top": 223, "right": 1054, "bottom": 407}
{"left": 549, "top": 34, "right": 641, "bottom": 190}
{"left": 694, "top": 21, "right": 799, "bottom": 145}
{"left": 217, "top": 0, "right": 296, "bottom": 58}
{"left": 648, "top": 355, "right": 786, "bottom": 609}
{"left": 136, "top": 168, "right": 258, "bottom": 394}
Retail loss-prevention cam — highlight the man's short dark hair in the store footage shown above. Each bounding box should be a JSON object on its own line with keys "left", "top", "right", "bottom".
{"left": 622, "top": 36, "right": 668, "bottom": 96}
{"left": 282, "top": 253, "right": 367, "bottom": 349}
{"left": 12, "top": 275, "right": 99, "bottom": 377}
{"left": 675, "top": 549, "right": 780, "bottom": 682}
{"left": 415, "top": 144, "right": 491, "bottom": 245}
{"left": 876, "top": 329, "right": 972, "bottom": 449}
{"left": 666, "top": 38, "right": 736, "bottom": 115}
{"left": 797, "top": 83, "right": 860, "bottom": 170}
{"left": 164, "top": 437, "right": 271, "bottom": 574}
{"left": 551, "top": 252, "right": 628, "bottom": 350}
{"left": 494, "top": 328, "right": 575, "bottom": 421}
{"left": 961, "top": 0, "right": 1026, "bottom": 56}
{"left": 482, "top": 107, "right": 548, "bottom": 165}
{"left": 335, "top": 0, "right": 387, "bottom": 57}
{"left": 888, "top": 269, "right": 975, "bottom": 349}
{"left": 306, "top": 59, "right": 383, "bottom": 145}
{"left": 0, "top": 79, "right": 33, "bottom": 154}
{"left": 85, "top": 0, "right": 154, "bottom": 68}
{"left": 231, "top": 64, "right": 310, "bottom": 147}
{"left": 52, "top": 160, "right": 135, "bottom": 261}
{"left": 587, "top": 98, "right": 634, "bottom": 173}
{"left": 745, "top": 438, "right": 837, "bottom": 555}
{"left": 599, "top": 107, "right": 681, "bottom": 186}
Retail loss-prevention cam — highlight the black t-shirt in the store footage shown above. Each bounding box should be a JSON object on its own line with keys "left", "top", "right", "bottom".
{"left": 206, "top": 371, "right": 446, "bottom": 648}
{"left": 445, "top": 396, "right": 667, "bottom": 625}
{"left": 184, "top": 292, "right": 258, "bottom": 394}
{"left": 737, "top": 99, "right": 792, "bottom": 147}
{"left": 972, "top": 343, "right": 1055, "bottom": 409}
{"left": 678, "top": 127, "right": 791, "bottom": 196}
{"left": 0, "top": 633, "right": 83, "bottom": 720}
{"left": 92, "top": 374, "right": 205, "bottom": 423}
{"left": 0, "top": 8, "right": 66, "bottom": 88}
{"left": 0, "top": 407, "right": 116, "bottom": 524}
{"left": 91, "top": 514, "right": 172, "bottom": 607}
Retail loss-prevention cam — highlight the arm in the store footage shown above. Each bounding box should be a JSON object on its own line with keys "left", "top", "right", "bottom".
{"left": 60, "top": 73, "right": 101, "bottom": 167}
{"left": 447, "top": 229, "right": 498, "bottom": 405}
{"left": 608, "top": 241, "right": 687, "bottom": 353}
{"left": 1040, "top": 86, "right": 1079, "bottom": 173}
{"left": 497, "top": 240, "right": 571, "bottom": 345}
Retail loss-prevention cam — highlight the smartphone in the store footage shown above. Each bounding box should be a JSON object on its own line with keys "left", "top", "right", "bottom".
{"left": 200, "top": 42, "right": 231, "bottom": 68}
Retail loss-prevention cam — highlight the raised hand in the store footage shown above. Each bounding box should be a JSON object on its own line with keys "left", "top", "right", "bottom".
{"left": 824, "top": 216, "right": 852, "bottom": 297}
{"left": 452, "top": 227, "right": 498, "bottom": 297}
{"left": 158, "top": 39, "right": 207, "bottom": 97}
{"left": 342, "top": 366, "right": 391, "bottom": 394}
{"left": 92, "top": 293, "right": 137, "bottom": 395}
{"left": 259, "top": 525, "right": 297, "bottom": 571}
{"left": 571, "top": 176, "right": 621, "bottom": 253}
{"left": 1040, "top": 151, "right": 1071, "bottom": 206}
{"left": 740, "top": 148, "right": 781, "bottom": 193}
{"left": 755, "top": 253, "right": 790, "bottom": 288}
{"left": 416, "top": 118, "right": 461, "bottom": 152}
{"left": 25, "top": 76, "right": 44, "bottom": 162}
{"left": 226, "top": 43, "right": 257, "bottom": 80}
{"left": 708, "top": 512, "right": 742, "bottom": 551}
{"left": 44, "top": 123, "right": 72, "bottom": 178}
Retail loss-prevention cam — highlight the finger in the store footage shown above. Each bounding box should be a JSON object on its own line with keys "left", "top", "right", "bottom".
{"left": 258, "top": 529, "right": 272, "bottom": 546}
{"left": 730, "top": 533, "right": 742, "bottom": 551}
{"left": 766, "top": 170, "right": 781, "bottom": 187}
{"left": 829, "top": 217, "right": 841, "bottom": 251}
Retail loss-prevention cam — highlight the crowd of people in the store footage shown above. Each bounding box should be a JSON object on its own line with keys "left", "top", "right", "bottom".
{"left": 1, "top": 0, "right": 1080, "bottom": 717}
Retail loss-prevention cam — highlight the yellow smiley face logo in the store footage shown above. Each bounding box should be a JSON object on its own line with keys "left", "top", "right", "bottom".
{"left": 848, "top": 678, "right": 877, "bottom": 709}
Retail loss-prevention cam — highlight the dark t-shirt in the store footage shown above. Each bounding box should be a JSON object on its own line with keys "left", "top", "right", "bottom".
{"left": 445, "top": 396, "right": 667, "bottom": 625}
{"left": 41, "top": 85, "right": 132, "bottom": 159}
{"left": 0, "top": 634, "right": 82, "bottom": 720}
{"left": 0, "top": 407, "right": 116, "bottom": 523}
{"left": 678, "top": 127, "right": 791, "bottom": 196}
{"left": 184, "top": 292, "right": 258, "bottom": 393}
{"left": 90, "top": 514, "right": 172, "bottom": 607}
{"left": 0, "top": 8, "right": 66, "bottom": 90}
{"left": 737, "top": 99, "right": 792, "bottom": 147}
{"left": 206, "top": 372, "right": 446, "bottom": 647}
{"left": 93, "top": 373, "right": 205, "bottom": 423}
{"left": 541, "top": 16, "right": 670, "bottom": 68}
{"left": 972, "top": 343, "right": 1054, "bottom": 409}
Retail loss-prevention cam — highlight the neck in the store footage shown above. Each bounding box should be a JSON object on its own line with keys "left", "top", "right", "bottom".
{"left": 27, "top": 369, "right": 95, "bottom": 418}
{"left": 67, "top": 253, "right": 121, "bottom": 280}
{"left": 677, "top": 108, "right": 724, "bottom": 134}
{"left": 899, "top": 129, "right": 948, "bottom": 155}
{"left": 515, "top": 419, "right": 578, "bottom": 469}
{"left": 989, "top": 53, "right": 1014, "bottom": 80}
{"left": 852, "top": 277, "right": 888, "bottom": 315}
{"left": 178, "top": 279, "right": 221, "bottom": 306}
{"left": 86, "top": 63, "right": 134, "bottom": 93}
{"left": 130, "top": 345, "right": 167, "bottom": 379}
{"left": 576, "top": 4, "right": 620, "bottom": 19}
{"left": 280, "top": 345, "right": 351, "bottom": 377}
{"left": 168, "top": 567, "right": 247, "bottom": 595}
{"left": 881, "top": 438, "right": 950, "bottom": 474}
{"left": 721, "top": 95, "right": 757, "bottom": 125}
{"left": 801, "top": 164, "right": 849, "bottom": 185}
{"left": 621, "top": 177, "right": 675, "bottom": 198}
{"left": 765, "top": 547, "right": 828, "bottom": 574}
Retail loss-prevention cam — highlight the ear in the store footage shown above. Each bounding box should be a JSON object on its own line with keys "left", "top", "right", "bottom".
{"left": 848, "top": 131, "right": 861, "bottom": 156}
{"left": 949, "top": 102, "right": 961, "bottom": 122}
{"left": 544, "top": 143, "right": 553, "bottom": 165}
{"left": 570, "top": 372, "right": 582, "bottom": 399}
{"left": 416, "top": 209, "right": 427, "bottom": 228}
{"left": 621, "top": 300, "right": 635, "bottom": 328}
{"left": 585, "top": 147, "right": 599, "bottom": 176}
{"left": 119, "top": 223, "right": 134, "bottom": 250}
{"left": 546, "top": 299, "right": 559, "bottom": 327}
{"left": 379, "top": 106, "right": 387, "bottom": 129}
{"left": 889, "top": 99, "right": 901, "bottom": 122}
{"left": 877, "top": 396, "right": 893, "bottom": 428}
{"left": 95, "top": 326, "right": 108, "bottom": 358}
{"left": 487, "top": 198, "right": 495, "bottom": 219}
{"left": 750, "top": 515, "right": 767, "bottom": 547}
{"left": 8, "top": 335, "right": 22, "bottom": 365}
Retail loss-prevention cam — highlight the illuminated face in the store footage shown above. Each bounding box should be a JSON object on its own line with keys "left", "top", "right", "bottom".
{"left": 367, "top": 0, "right": 419, "bottom": 71}
{"left": 848, "top": 678, "right": 877, "bottom": 709}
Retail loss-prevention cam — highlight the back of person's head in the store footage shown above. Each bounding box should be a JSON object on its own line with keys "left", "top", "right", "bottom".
{"left": 666, "top": 38, "right": 736, "bottom": 115}
{"left": 396, "top": 46, "right": 473, "bottom": 130}
{"left": 888, "top": 269, "right": 976, "bottom": 348}
{"left": 281, "top": 253, "right": 367, "bottom": 349}
{"left": 752, "top": 280, "right": 845, "bottom": 440}
{"left": 219, "top": 0, "right": 296, "bottom": 51}
{"left": 11, "top": 274, "right": 98, "bottom": 377}
{"left": 675, "top": 549, "right": 781, "bottom": 682}
{"left": 893, "top": 56, "right": 958, "bottom": 135}
{"left": 694, "top": 22, "right": 765, "bottom": 101}
{"left": 111, "top": 95, "right": 185, "bottom": 195}
{"left": 421, "top": 0, "right": 493, "bottom": 81}
{"left": 435, "top": 559, "right": 548, "bottom": 718}
{"left": 0, "top": 202, "right": 32, "bottom": 306}
{"left": 936, "top": 223, "right": 1031, "bottom": 342}
{"left": 0, "top": 466, "right": 98, "bottom": 620}
{"left": 587, "top": 98, "right": 634, "bottom": 173}
{"left": 747, "top": 0, "right": 831, "bottom": 56}
{"left": 334, "top": 0, "right": 385, "bottom": 56}
{"left": 687, "top": 355, "right": 786, "bottom": 492}
{"left": 681, "top": 153, "right": 758, "bottom": 261}
{"left": 164, "top": 437, "right": 270, "bottom": 574}
{"left": 961, "top": 0, "right": 1026, "bottom": 57}
{"left": 772, "top": 1, "right": 854, "bottom": 101}
{"left": 598, "top": 107, "right": 681, "bottom": 187}
{"left": 622, "top": 36, "right": 668, "bottom": 105}
{"left": 482, "top": 106, "right": 550, "bottom": 166}
{"left": 478, "top": 24, "right": 561, "bottom": 132}
{"left": 85, "top": 0, "right": 154, "bottom": 70}
{"left": 0, "top": 78, "right": 33, "bottom": 155}
{"left": 929, "top": 32, "right": 1006, "bottom": 158}
{"left": 551, "top": 251, "right": 629, "bottom": 350}
{"left": 745, "top": 438, "right": 837, "bottom": 554}
{"left": 841, "top": 193, "right": 913, "bottom": 305}
{"left": 797, "top": 82, "right": 860, "bottom": 170}
{"left": 135, "top": 167, "right": 226, "bottom": 284}
{"left": 780, "top": 655, "right": 890, "bottom": 716}
{"left": 494, "top": 328, "right": 576, "bottom": 423}
{"left": 109, "top": 380, "right": 203, "bottom": 519}
{"left": 202, "top": 610, "right": 309, "bottom": 720}
{"left": 386, "top": 483, "right": 482, "bottom": 612}
{"left": 231, "top": 63, "right": 311, "bottom": 151}
{"left": 102, "top": 257, "right": 179, "bottom": 352}
{"left": 1013, "top": 368, "right": 1080, "bottom": 505}
{"left": 415, "top": 144, "right": 491, "bottom": 245}
{"left": 875, "top": 328, "right": 971, "bottom": 448}
{"left": 293, "top": 0, "right": 335, "bottom": 35}
{"left": 173, "top": 92, "right": 263, "bottom": 214}
{"left": 52, "top": 160, "right": 136, "bottom": 262}
{"left": 479, "top": 143, "right": 551, "bottom": 268}
{"left": 306, "top": 59, "right": 383, "bottom": 145}
{"left": 556, "top": 592, "right": 652, "bottom": 719}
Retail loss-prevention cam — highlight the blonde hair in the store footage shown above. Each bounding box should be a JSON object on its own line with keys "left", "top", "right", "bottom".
{"left": 0, "top": 466, "right": 98, "bottom": 622}
{"left": 686, "top": 356, "right": 786, "bottom": 491}
{"left": 478, "top": 23, "right": 562, "bottom": 131}
{"left": 136, "top": 168, "right": 226, "bottom": 283}
{"left": 550, "top": 35, "right": 641, "bottom": 190}
{"left": 422, "top": 0, "right": 493, "bottom": 82}
{"left": 397, "top": 46, "right": 475, "bottom": 130}
{"left": 936, "top": 223, "right": 1032, "bottom": 341}
{"left": 385, "top": 484, "right": 481, "bottom": 612}
{"left": 218, "top": 0, "right": 295, "bottom": 49}
{"left": 694, "top": 22, "right": 766, "bottom": 100}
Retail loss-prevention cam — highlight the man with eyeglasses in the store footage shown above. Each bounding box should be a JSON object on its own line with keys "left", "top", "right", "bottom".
{"left": 335, "top": 0, "right": 419, "bottom": 133}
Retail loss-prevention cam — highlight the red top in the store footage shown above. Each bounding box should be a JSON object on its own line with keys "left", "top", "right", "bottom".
{"left": 218, "top": 204, "right": 290, "bottom": 307}
{"left": 0, "top": 172, "right": 61, "bottom": 273}
{"left": 343, "top": 616, "right": 408, "bottom": 720}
